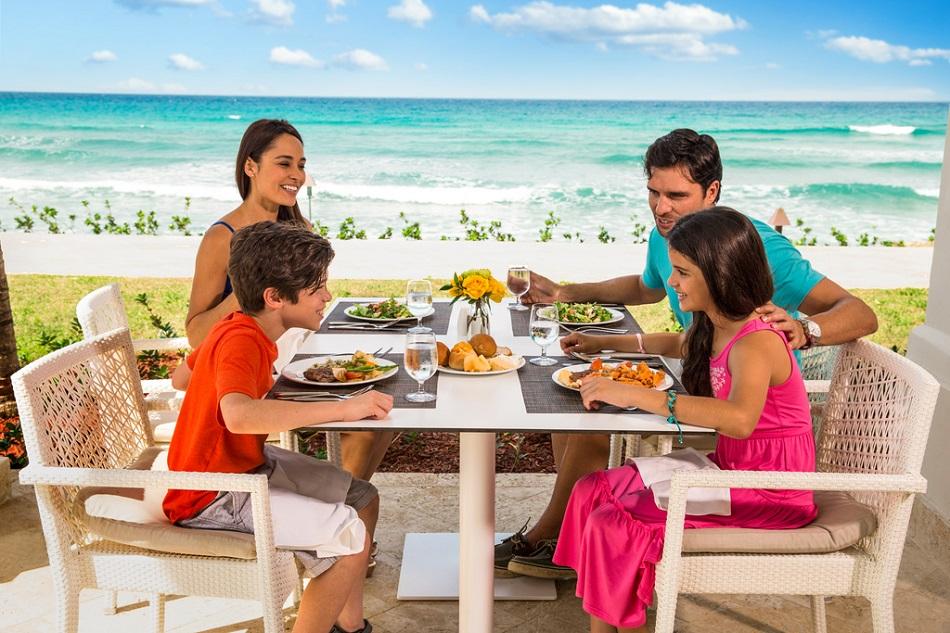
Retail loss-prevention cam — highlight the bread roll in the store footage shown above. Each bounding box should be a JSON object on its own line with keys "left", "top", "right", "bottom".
{"left": 450, "top": 341, "right": 474, "bottom": 355}
{"left": 464, "top": 353, "right": 491, "bottom": 373}
{"left": 449, "top": 349, "right": 472, "bottom": 370}
{"left": 469, "top": 333, "right": 497, "bottom": 357}
{"left": 489, "top": 355, "right": 517, "bottom": 371}
{"left": 436, "top": 341, "right": 450, "bottom": 367}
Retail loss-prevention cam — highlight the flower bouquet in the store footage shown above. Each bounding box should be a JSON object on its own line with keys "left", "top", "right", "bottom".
{"left": 441, "top": 269, "right": 507, "bottom": 337}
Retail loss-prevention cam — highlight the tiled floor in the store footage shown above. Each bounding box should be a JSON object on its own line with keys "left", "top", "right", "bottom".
{"left": 1, "top": 472, "right": 948, "bottom": 632}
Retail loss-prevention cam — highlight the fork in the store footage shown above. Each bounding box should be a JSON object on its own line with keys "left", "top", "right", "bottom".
{"left": 327, "top": 320, "right": 406, "bottom": 330}
{"left": 275, "top": 385, "right": 375, "bottom": 400}
{"left": 560, "top": 324, "right": 629, "bottom": 334}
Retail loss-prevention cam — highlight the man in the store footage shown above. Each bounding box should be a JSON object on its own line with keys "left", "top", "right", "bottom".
{"left": 498, "top": 129, "right": 878, "bottom": 580}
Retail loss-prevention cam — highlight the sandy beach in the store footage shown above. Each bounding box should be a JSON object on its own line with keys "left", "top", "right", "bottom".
{"left": 1, "top": 232, "right": 934, "bottom": 289}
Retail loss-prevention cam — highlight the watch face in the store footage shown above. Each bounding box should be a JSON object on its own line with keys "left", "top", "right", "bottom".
{"left": 805, "top": 319, "right": 821, "bottom": 338}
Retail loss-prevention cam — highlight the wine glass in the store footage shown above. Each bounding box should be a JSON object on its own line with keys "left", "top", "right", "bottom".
{"left": 406, "top": 279, "right": 433, "bottom": 333}
{"left": 404, "top": 330, "right": 438, "bottom": 403}
{"left": 528, "top": 303, "right": 559, "bottom": 366}
{"left": 507, "top": 266, "right": 531, "bottom": 311}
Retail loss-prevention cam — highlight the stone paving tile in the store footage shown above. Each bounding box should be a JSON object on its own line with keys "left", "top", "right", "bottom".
{"left": 2, "top": 473, "right": 948, "bottom": 632}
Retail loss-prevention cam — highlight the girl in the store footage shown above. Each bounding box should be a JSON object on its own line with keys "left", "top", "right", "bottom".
{"left": 184, "top": 118, "right": 394, "bottom": 484}
{"left": 555, "top": 207, "right": 817, "bottom": 632}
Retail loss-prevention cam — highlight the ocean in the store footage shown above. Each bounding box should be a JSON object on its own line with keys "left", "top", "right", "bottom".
{"left": 0, "top": 93, "right": 945, "bottom": 243}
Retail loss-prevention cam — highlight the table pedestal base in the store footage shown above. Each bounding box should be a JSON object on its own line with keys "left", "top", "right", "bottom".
{"left": 397, "top": 533, "right": 557, "bottom": 601}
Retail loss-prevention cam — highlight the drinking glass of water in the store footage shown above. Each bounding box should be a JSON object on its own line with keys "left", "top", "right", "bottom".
{"left": 404, "top": 330, "right": 438, "bottom": 403}
{"left": 507, "top": 266, "right": 531, "bottom": 311}
{"left": 528, "top": 303, "right": 559, "bottom": 366}
{"left": 406, "top": 279, "right": 433, "bottom": 333}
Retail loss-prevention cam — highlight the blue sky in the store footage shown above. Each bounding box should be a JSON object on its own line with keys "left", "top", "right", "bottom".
{"left": 1, "top": 0, "right": 948, "bottom": 100}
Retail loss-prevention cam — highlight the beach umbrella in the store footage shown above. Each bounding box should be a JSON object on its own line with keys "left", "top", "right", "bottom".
{"left": 304, "top": 172, "right": 315, "bottom": 222}
{"left": 770, "top": 207, "right": 791, "bottom": 233}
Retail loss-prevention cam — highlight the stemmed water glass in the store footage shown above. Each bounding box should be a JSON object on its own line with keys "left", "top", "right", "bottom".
{"left": 507, "top": 266, "right": 531, "bottom": 311}
{"left": 528, "top": 303, "right": 559, "bottom": 366}
{"left": 404, "top": 330, "right": 438, "bottom": 403}
{"left": 406, "top": 279, "right": 433, "bottom": 333}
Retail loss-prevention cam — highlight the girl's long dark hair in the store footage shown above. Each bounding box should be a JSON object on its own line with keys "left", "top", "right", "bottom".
{"left": 235, "top": 119, "right": 307, "bottom": 225}
{"left": 668, "top": 207, "right": 773, "bottom": 396}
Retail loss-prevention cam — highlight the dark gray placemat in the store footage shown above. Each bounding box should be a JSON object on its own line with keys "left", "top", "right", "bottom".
{"left": 518, "top": 356, "right": 683, "bottom": 415}
{"left": 269, "top": 353, "right": 438, "bottom": 409}
{"left": 509, "top": 305, "right": 643, "bottom": 337}
{"left": 317, "top": 300, "right": 451, "bottom": 335}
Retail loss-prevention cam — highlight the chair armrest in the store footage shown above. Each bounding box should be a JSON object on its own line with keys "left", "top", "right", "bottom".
{"left": 133, "top": 337, "right": 190, "bottom": 353}
{"left": 804, "top": 379, "right": 831, "bottom": 394}
{"left": 18, "top": 464, "right": 268, "bottom": 495}
{"left": 668, "top": 469, "right": 927, "bottom": 495}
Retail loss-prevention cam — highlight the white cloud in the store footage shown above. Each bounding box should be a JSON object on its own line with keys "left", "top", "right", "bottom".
{"left": 333, "top": 49, "right": 389, "bottom": 71}
{"left": 116, "top": 77, "right": 186, "bottom": 93}
{"left": 87, "top": 50, "right": 118, "bottom": 63}
{"left": 468, "top": 1, "right": 746, "bottom": 61}
{"left": 824, "top": 35, "right": 950, "bottom": 66}
{"left": 250, "top": 0, "right": 294, "bottom": 26}
{"left": 168, "top": 53, "right": 204, "bottom": 70}
{"left": 327, "top": 0, "right": 345, "bottom": 7}
{"left": 415, "top": 62, "right": 428, "bottom": 71}
{"left": 269, "top": 46, "right": 324, "bottom": 68}
{"left": 388, "top": 0, "right": 432, "bottom": 27}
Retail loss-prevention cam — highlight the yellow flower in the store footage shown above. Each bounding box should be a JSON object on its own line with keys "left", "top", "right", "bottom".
{"left": 463, "top": 275, "right": 489, "bottom": 300}
{"left": 489, "top": 278, "right": 506, "bottom": 302}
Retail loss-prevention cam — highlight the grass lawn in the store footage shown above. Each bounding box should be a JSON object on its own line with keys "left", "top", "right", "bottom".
{"left": 8, "top": 274, "right": 928, "bottom": 363}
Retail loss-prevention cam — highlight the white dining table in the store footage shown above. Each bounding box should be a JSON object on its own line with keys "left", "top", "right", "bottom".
{"left": 290, "top": 299, "right": 713, "bottom": 633}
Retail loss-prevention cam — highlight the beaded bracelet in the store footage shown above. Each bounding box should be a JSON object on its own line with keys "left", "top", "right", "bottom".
{"left": 666, "top": 389, "right": 684, "bottom": 445}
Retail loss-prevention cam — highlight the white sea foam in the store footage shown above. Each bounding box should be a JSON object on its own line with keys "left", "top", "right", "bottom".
{"left": 0, "top": 176, "right": 237, "bottom": 203}
{"left": 314, "top": 181, "right": 534, "bottom": 205}
{"left": 227, "top": 115, "right": 241, "bottom": 120}
{"left": 913, "top": 187, "right": 940, "bottom": 198}
{"left": 849, "top": 124, "right": 916, "bottom": 136}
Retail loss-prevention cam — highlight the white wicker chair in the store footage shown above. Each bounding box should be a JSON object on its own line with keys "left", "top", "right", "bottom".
{"left": 13, "top": 328, "right": 299, "bottom": 633}
{"left": 653, "top": 339, "right": 939, "bottom": 633}
{"left": 75, "top": 284, "right": 188, "bottom": 416}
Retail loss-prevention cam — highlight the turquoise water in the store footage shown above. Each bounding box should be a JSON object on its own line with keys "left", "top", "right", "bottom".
{"left": 0, "top": 92, "right": 945, "bottom": 242}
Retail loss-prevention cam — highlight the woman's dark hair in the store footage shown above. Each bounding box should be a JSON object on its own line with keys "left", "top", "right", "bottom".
{"left": 668, "top": 207, "right": 773, "bottom": 396}
{"left": 235, "top": 119, "right": 307, "bottom": 225}
{"left": 644, "top": 129, "right": 722, "bottom": 203}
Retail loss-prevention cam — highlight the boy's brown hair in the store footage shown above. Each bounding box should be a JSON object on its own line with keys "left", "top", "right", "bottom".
{"left": 228, "top": 221, "right": 334, "bottom": 314}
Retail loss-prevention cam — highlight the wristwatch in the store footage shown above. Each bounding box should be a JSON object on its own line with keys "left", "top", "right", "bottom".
{"left": 798, "top": 318, "right": 822, "bottom": 350}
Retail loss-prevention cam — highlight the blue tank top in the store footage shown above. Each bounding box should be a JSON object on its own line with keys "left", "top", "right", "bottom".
{"left": 210, "top": 221, "right": 236, "bottom": 299}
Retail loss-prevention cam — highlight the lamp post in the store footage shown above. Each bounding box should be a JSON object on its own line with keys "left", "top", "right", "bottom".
{"left": 304, "top": 172, "right": 315, "bottom": 223}
{"left": 769, "top": 207, "right": 791, "bottom": 234}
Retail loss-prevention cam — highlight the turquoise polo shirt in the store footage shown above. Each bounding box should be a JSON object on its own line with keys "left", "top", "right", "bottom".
{"left": 642, "top": 216, "right": 824, "bottom": 329}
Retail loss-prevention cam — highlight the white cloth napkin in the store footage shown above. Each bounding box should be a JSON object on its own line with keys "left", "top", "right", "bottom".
{"left": 267, "top": 488, "right": 366, "bottom": 557}
{"left": 631, "top": 447, "right": 731, "bottom": 516}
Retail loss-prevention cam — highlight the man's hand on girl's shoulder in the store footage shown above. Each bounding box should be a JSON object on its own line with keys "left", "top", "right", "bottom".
{"left": 341, "top": 391, "right": 394, "bottom": 421}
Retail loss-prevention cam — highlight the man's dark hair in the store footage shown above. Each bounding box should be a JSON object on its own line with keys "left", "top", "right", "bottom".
{"left": 228, "top": 221, "right": 334, "bottom": 314}
{"left": 644, "top": 129, "right": 722, "bottom": 202}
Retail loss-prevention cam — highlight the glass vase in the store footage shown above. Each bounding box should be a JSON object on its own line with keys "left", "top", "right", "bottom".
{"left": 459, "top": 300, "right": 491, "bottom": 339}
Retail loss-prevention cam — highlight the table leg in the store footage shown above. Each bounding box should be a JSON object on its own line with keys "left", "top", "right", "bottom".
{"left": 459, "top": 432, "right": 495, "bottom": 633}
{"left": 658, "top": 435, "right": 674, "bottom": 455}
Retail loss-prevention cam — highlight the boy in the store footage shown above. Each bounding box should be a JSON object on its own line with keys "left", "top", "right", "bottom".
{"left": 164, "top": 221, "right": 392, "bottom": 633}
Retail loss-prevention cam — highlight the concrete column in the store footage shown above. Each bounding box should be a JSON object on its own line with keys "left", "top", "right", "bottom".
{"left": 907, "top": 108, "right": 950, "bottom": 521}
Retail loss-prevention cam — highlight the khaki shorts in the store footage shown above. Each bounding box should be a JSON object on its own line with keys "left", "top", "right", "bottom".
{"left": 180, "top": 444, "right": 377, "bottom": 577}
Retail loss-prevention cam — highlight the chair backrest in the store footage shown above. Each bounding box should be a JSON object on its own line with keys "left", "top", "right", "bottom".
{"left": 816, "top": 339, "right": 939, "bottom": 555}
{"left": 12, "top": 328, "right": 152, "bottom": 547}
{"left": 799, "top": 344, "right": 841, "bottom": 381}
{"left": 76, "top": 284, "right": 130, "bottom": 339}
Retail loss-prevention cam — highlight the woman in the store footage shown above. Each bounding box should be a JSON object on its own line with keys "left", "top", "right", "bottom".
{"left": 556, "top": 207, "right": 818, "bottom": 632}
{"left": 185, "top": 119, "right": 393, "bottom": 483}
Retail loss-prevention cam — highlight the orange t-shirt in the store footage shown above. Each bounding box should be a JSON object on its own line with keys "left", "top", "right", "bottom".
{"left": 163, "top": 312, "right": 277, "bottom": 523}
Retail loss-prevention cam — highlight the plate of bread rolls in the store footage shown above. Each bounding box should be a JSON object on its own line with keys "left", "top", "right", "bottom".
{"left": 436, "top": 333, "right": 525, "bottom": 375}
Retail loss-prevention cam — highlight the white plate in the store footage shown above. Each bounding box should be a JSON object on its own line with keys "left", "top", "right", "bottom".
{"left": 552, "top": 362, "right": 674, "bottom": 392}
{"left": 343, "top": 304, "right": 435, "bottom": 323}
{"left": 556, "top": 306, "right": 625, "bottom": 326}
{"left": 281, "top": 355, "right": 399, "bottom": 387}
{"left": 437, "top": 355, "right": 526, "bottom": 376}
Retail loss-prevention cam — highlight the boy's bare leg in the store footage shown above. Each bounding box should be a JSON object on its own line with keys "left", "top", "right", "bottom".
{"left": 341, "top": 431, "right": 396, "bottom": 481}
{"left": 525, "top": 433, "right": 610, "bottom": 544}
{"left": 293, "top": 496, "right": 379, "bottom": 633}
{"left": 591, "top": 616, "right": 618, "bottom": 633}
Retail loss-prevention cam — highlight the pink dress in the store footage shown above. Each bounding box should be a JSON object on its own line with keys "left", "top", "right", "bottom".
{"left": 552, "top": 319, "right": 818, "bottom": 628}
